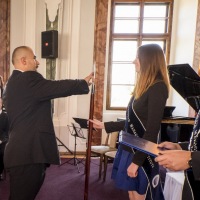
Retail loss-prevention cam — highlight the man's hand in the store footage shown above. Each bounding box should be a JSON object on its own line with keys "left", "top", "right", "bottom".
{"left": 155, "top": 150, "right": 191, "bottom": 171}
{"left": 127, "top": 163, "right": 139, "bottom": 177}
{"left": 84, "top": 72, "right": 94, "bottom": 86}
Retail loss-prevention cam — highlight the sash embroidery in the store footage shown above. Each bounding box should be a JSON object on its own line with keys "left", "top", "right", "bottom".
{"left": 189, "top": 110, "right": 200, "bottom": 151}
{"left": 126, "top": 96, "right": 145, "bottom": 137}
{"left": 186, "top": 110, "right": 200, "bottom": 200}
{"left": 125, "top": 96, "right": 164, "bottom": 200}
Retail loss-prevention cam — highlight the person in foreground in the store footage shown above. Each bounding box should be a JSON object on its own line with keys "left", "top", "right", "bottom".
{"left": 155, "top": 141, "right": 200, "bottom": 199}
{"left": 90, "top": 44, "right": 170, "bottom": 200}
{"left": 0, "top": 98, "right": 9, "bottom": 180}
{"left": 155, "top": 142, "right": 192, "bottom": 171}
{"left": 3, "top": 46, "right": 94, "bottom": 200}
{"left": 155, "top": 106, "right": 200, "bottom": 200}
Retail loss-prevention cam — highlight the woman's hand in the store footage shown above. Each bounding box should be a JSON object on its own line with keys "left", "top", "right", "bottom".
{"left": 127, "top": 163, "right": 139, "bottom": 178}
{"left": 89, "top": 119, "right": 105, "bottom": 129}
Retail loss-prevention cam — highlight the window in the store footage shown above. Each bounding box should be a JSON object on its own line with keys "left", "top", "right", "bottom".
{"left": 106, "top": 0, "right": 174, "bottom": 110}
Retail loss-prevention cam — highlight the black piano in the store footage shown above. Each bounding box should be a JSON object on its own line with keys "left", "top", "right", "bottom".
{"left": 161, "top": 63, "right": 200, "bottom": 143}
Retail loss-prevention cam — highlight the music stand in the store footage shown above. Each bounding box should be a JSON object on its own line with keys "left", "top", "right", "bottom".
{"left": 56, "top": 137, "right": 72, "bottom": 154}
{"left": 60, "top": 122, "right": 86, "bottom": 173}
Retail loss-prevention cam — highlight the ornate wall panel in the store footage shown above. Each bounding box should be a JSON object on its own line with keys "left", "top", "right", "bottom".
{"left": 0, "top": 0, "right": 10, "bottom": 83}
{"left": 93, "top": 0, "right": 108, "bottom": 145}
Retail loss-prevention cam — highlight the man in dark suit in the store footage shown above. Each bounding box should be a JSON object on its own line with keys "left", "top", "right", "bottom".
{"left": 0, "top": 97, "right": 9, "bottom": 179}
{"left": 3, "top": 46, "right": 94, "bottom": 200}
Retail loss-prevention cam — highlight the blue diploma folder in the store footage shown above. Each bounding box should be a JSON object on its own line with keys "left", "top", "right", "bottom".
{"left": 119, "top": 131, "right": 161, "bottom": 157}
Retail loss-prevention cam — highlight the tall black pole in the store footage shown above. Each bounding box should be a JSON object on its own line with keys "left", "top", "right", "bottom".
{"left": 84, "top": 83, "right": 95, "bottom": 200}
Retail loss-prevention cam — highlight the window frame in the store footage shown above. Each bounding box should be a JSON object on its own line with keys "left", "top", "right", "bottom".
{"left": 106, "top": 0, "right": 174, "bottom": 110}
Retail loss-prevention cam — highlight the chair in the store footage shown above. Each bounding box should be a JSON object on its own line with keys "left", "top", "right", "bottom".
{"left": 91, "top": 131, "right": 118, "bottom": 179}
{"left": 103, "top": 150, "right": 117, "bottom": 181}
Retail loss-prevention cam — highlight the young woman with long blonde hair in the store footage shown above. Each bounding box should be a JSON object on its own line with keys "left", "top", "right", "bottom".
{"left": 90, "top": 43, "right": 170, "bottom": 200}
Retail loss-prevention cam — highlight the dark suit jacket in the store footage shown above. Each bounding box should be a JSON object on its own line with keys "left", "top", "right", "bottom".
{"left": 0, "top": 111, "right": 9, "bottom": 143}
{"left": 3, "top": 70, "right": 89, "bottom": 168}
{"left": 192, "top": 151, "right": 200, "bottom": 181}
{"left": 180, "top": 143, "right": 200, "bottom": 181}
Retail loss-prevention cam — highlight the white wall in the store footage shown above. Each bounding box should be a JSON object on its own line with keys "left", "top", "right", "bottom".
{"left": 10, "top": 0, "right": 96, "bottom": 152}
{"left": 169, "top": 0, "right": 198, "bottom": 116}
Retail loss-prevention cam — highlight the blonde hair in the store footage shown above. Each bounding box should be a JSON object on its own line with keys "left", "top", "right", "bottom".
{"left": 133, "top": 44, "right": 170, "bottom": 99}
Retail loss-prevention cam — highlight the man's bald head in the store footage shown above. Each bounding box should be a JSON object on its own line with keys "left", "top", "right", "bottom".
{"left": 12, "top": 46, "right": 32, "bottom": 66}
{"left": 11, "top": 46, "right": 39, "bottom": 71}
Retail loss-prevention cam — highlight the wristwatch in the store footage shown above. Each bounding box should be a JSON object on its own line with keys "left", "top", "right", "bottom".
{"left": 187, "top": 152, "right": 193, "bottom": 168}
{"left": 188, "top": 158, "right": 192, "bottom": 168}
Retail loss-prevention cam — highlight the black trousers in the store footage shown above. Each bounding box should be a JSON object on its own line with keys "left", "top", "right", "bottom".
{"left": 0, "top": 152, "right": 4, "bottom": 174}
{"left": 8, "top": 163, "right": 48, "bottom": 200}
{"left": 187, "top": 170, "right": 200, "bottom": 200}
{"left": 0, "top": 142, "right": 6, "bottom": 174}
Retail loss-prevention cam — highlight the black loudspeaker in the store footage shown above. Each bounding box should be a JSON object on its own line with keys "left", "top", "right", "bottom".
{"left": 41, "top": 30, "right": 58, "bottom": 58}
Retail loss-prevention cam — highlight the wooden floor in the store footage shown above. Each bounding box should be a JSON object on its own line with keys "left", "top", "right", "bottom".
{"left": 59, "top": 152, "right": 86, "bottom": 159}
{"left": 59, "top": 152, "right": 98, "bottom": 159}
